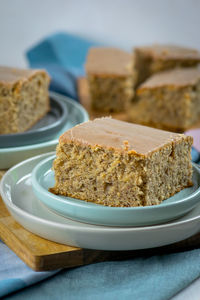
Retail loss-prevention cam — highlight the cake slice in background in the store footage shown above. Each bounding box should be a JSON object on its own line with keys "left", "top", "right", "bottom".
{"left": 0, "top": 66, "right": 50, "bottom": 134}
{"left": 134, "top": 44, "right": 200, "bottom": 86}
{"left": 50, "top": 117, "right": 193, "bottom": 207}
{"left": 85, "top": 47, "right": 136, "bottom": 112}
{"left": 129, "top": 68, "right": 200, "bottom": 132}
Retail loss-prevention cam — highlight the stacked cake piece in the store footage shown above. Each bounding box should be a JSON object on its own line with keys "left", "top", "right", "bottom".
{"left": 134, "top": 44, "right": 200, "bottom": 86}
{"left": 85, "top": 44, "right": 200, "bottom": 132}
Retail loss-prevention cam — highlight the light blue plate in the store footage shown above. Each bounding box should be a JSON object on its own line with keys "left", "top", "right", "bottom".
{"left": 32, "top": 155, "right": 200, "bottom": 227}
{"left": 0, "top": 92, "right": 89, "bottom": 169}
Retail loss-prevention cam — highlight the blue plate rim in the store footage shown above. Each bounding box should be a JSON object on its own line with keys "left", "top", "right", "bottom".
{"left": 32, "top": 154, "right": 200, "bottom": 211}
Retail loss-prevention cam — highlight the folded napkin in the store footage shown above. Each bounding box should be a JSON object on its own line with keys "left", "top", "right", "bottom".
{"left": 1, "top": 242, "right": 200, "bottom": 300}
{"left": 1, "top": 32, "right": 200, "bottom": 299}
{"left": 26, "top": 32, "right": 99, "bottom": 100}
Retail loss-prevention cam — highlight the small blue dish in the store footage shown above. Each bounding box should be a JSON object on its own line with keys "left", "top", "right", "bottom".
{"left": 0, "top": 95, "right": 68, "bottom": 147}
{"left": 31, "top": 155, "right": 200, "bottom": 227}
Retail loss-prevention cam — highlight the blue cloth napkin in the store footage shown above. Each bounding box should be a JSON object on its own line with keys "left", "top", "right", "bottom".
{"left": 0, "top": 241, "right": 60, "bottom": 298}
{"left": 26, "top": 32, "right": 99, "bottom": 100}
{"left": 1, "top": 32, "right": 200, "bottom": 299}
{"left": 1, "top": 243, "right": 200, "bottom": 300}
{"left": 191, "top": 147, "right": 200, "bottom": 163}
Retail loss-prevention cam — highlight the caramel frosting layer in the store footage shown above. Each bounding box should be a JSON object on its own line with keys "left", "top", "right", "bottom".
{"left": 135, "top": 44, "right": 200, "bottom": 61}
{"left": 85, "top": 47, "right": 133, "bottom": 76}
{"left": 138, "top": 68, "right": 200, "bottom": 90}
{"left": 59, "top": 118, "right": 191, "bottom": 156}
{"left": 0, "top": 66, "right": 48, "bottom": 86}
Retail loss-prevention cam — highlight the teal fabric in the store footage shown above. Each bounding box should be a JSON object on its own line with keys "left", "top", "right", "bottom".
{"left": 3, "top": 249, "right": 200, "bottom": 300}
{"left": 26, "top": 32, "right": 100, "bottom": 100}
{"left": 191, "top": 147, "right": 200, "bottom": 163}
{"left": 0, "top": 279, "right": 25, "bottom": 296}
{"left": 0, "top": 241, "right": 59, "bottom": 298}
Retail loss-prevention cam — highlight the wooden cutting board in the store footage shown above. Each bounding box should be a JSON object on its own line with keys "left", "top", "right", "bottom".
{"left": 0, "top": 195, "right": 200, "bottom": 272}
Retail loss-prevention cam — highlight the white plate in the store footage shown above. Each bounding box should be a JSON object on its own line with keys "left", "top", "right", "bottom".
{"left": 1, "top": 153, "right": 200, "bottom": 251}
{"left": 0, "top": 92, "right": 89, "bottom": 169}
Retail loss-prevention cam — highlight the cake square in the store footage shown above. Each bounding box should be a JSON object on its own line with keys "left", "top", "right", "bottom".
{"left": 51, "top": 117, "right": 193, "bottom": 207}
{"left": 0, "top": 66, "right": 50, "bottom": 134}
{"left": 129, "top": 68, "right": 200, "bottom": 132}
{"left": 134, "top": 44, "right": 200, "bottom": 86}
{"left": 85, "top": 47, "right": 135, "bottom": 112}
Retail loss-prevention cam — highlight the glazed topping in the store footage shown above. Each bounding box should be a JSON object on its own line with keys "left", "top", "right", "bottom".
{"left": 85, "top": 47, "right": 133, "bottom": 75}
{"left": 0, "top": 66, "right": 47, "bottom": 85}
{"left": 138, "top": 68, "right": 200, "bottom": 89}
{"left": 60, "top": 117, "right": 190, "bottom": 156}
{"left": 136, "top": 44, "right": 200, "bottom": 60}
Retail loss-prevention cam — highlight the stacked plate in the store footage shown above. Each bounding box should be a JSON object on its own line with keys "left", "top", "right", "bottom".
{"left": 0, "top": 92, "right": 89, "bottom": 169}
{"left": 1, "top": 152, "right": 200, "bottom": 251}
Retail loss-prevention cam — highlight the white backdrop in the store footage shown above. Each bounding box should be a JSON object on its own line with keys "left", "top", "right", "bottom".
{"left": 0, "top": 0, "right": 199, "bottom": 68}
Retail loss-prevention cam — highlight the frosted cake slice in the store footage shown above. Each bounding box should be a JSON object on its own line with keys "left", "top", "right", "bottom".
{"left": 50, "top": 117, "right": 193, "bottom": 207}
